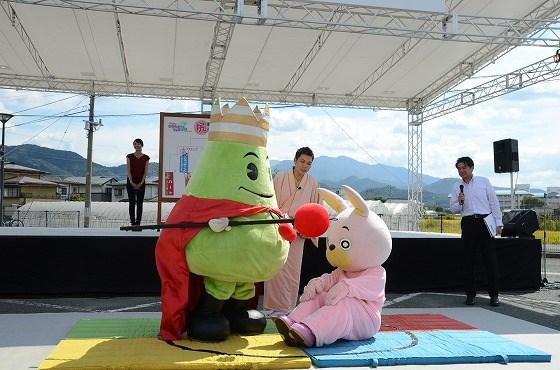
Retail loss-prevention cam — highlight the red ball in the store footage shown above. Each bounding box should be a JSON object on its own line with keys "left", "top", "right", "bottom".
{"left": 278, "top": 223, "right": 297, "bottom": 242}
{"left": 294, "top": 203, "right": 330, "bottom": 238}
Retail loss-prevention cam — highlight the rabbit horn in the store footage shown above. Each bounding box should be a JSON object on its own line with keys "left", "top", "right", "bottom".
{"left": 341, "top": 185, "right": 369, "bottom": 217}
{"left": 318, "top": 188, "right": 347, "bottom": 214}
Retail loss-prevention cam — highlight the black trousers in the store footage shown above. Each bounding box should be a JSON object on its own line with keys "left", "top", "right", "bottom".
{"left": 126, "top": 180, "right": 146, "bottom": 225}
{"left": 461, "top": 216, "right": 499, "bottom": 297}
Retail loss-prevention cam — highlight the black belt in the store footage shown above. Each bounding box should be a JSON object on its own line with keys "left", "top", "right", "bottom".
{"left": 463, "top": 213, "right": 489, "bottom": 219}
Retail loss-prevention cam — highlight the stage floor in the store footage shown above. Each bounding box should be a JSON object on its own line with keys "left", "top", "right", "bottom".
{"left": 1, "top": 292, "right": 558, "bottom": 370}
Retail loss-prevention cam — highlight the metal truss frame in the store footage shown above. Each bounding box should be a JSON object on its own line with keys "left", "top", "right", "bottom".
{"left": 346, "top": 0, "right": 471, "bottom": 105}
{"left": 415, "top": 0, "right": 560, "bottom": 108}
{"left": 411, "top": 53, "right": 560, "bottom": 124}
{"left": 0, "top": 72, "right": 408, "bottom": 108}
{"left": 8, "top": 0, "right": 560, "bottom": 47}
{"left": 407, "top": 107, "right": 423, "bottom": 231}
{"left": 201, "top": 0, "right": 236, "bottom": 103}
{"left": 3, "top": 0, "right": 560, "bottom": 107}
{"left": 0, "top": 1, "right": 52, "bottom": 80}
{"left": 113, "top": 11, "right": 131, "bottom": 94}
{"left": 280, "top": 6, "right": 344, "bottom": 99}
{"left": 405, "top": 52, "right": 560, "bottom": 230}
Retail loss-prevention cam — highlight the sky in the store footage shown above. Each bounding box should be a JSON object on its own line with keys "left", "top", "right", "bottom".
{"left": 0, "top": 46, "right": 559, "bottom": 190}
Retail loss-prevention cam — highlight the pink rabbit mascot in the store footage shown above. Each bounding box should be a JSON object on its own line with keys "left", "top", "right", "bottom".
{"left": 274, "top": 185, "right": 392, "bottom": 347}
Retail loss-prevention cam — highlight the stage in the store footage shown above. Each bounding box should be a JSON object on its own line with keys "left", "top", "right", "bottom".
{"left": 0, "top": 228, "right": 542, "bottom": 296}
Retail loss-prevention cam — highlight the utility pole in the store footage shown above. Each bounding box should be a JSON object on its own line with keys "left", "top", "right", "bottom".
{"left": 84, "top": 94, "right": 95, "bottom": 228}
{"left": 0, "top": 113, "right": 14, "bottom": 226}
{"left": 84, "top": 94, "right": 102, "bottom": 228}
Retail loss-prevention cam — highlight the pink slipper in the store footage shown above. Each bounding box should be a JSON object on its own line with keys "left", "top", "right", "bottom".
{"left": 289, "top": 322, "right": 316, "bottom": 347}
{"left": 272, "top": 316, "right": 297, "bottom": 347}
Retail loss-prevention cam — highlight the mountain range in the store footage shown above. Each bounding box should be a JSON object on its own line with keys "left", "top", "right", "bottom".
{"left": 6, "top": 144, "right": 458, "bottom": 207}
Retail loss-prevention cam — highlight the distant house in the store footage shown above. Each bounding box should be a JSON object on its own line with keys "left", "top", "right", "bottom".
{"left": 530, "top": 187, "right": 560, "bottom": 216}
{"left": 495, "top": 185, "right": 560, "bottom": 215}
{"left": 5, "top": 163, "right": 46, "bottom": 179}
{"left": 42, "top": 175, "right": 87, "bottom": 200}
{"left": 4, "top": 176, "right": 59, "bottom": 206}
{"left": 3, "top": 163, "right": 58, "bottom": 207}
{"left": 110, "top": 177, "right": 159, "bottom": 202}
{"left": 63, "top": 176, "right": 118, "bottom": 202}
{"left": 495, "top": 189, "right": 532, "bottom": 210}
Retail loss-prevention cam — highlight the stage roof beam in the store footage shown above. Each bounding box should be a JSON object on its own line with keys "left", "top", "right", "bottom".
{"left": 201, "top": 0, "right": 236, "bottom": 102}
{"left": 280, "top": 6, "right": 344, "bottom": 102}
{"left": 410, "top": 53, "right": 560, "bottom": 124}
{"left": 113, "top": 11, "right": 131, "bottom": 94}
{"left": 8, "top": 0, "right": 560, "bottom": 47}
{"left": 415, "top": 0, "right": 560, "bottom": 108}
{"left": 0, "top": 2, "right": 52, "bottom": 81}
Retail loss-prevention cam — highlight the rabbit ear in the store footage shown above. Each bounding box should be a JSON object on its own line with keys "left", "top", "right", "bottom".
{"left": 318, "top": 188, "right": 347, "bottom": 214}
{"left": 341, "top": 185, "right": 369, "bottom": 217}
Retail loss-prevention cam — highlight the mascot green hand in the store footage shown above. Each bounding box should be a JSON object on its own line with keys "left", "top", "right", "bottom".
{"left": 156, "top": 98, "right": 290, "bottom": 342}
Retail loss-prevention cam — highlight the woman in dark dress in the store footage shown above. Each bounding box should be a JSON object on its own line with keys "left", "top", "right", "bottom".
{"left": 126, "top": 138, "right": 150, "bottom": 225}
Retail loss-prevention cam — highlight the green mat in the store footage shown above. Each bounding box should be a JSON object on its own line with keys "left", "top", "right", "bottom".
{"left": 66, "top": 318, "right": 279, "bottom": 339}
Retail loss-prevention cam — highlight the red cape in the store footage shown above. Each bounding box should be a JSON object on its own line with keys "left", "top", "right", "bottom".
{"left": 155, "top": 195, "right": 282, "bottom": 340}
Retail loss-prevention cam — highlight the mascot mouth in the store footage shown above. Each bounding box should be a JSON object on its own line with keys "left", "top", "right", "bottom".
{"left": 239, "top": 186, "right": 273, "bottom": 198}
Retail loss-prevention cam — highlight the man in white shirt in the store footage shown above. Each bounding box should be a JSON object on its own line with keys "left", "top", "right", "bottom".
{"left": 450, "top": 157, "right": 503, "bottom": 307}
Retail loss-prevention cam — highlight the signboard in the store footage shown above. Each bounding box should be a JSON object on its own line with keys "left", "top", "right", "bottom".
{"left": 158, "top": 113, "right": 210, "bottom": 208}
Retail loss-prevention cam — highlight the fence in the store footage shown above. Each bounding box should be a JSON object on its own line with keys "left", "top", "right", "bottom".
{"left": 8, "top": 210, "right": 82, "bottom": 228}
{"left": 3, "top": 210, "right": 559, "bottom": 254}
{"left": 421, "top": 214, "right": 560, "bottom": 254}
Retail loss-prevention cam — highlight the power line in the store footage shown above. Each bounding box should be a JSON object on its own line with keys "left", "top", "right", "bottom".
{"left": 10, "top": 94, "right": 82, "bottom": 114}
{"left": 7, "top": 109, "right": 89, "bottom": 128}
{"left": 5, "top": 98, "right": 89, "bottom": 156}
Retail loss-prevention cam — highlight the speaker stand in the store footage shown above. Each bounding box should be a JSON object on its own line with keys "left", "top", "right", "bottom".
{"left": 510, "top": 172, "right": 515, "bottom": 209}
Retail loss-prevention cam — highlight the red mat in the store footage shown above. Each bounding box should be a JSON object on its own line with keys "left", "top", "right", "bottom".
{"left": 380, "top": 314, "right": 477, "bottom": 332}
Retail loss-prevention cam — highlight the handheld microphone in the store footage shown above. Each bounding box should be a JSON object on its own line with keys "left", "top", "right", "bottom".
{"left": 459, "top": 184, "right": 464, "bottom": 205}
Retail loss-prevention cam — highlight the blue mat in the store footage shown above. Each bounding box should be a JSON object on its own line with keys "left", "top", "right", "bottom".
{"left": 304, "top": 330, "right": 551, "bottom": 367}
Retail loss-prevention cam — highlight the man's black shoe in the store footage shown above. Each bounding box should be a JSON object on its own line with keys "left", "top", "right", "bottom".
{"left": 465, "top": 296, "right": 475, "bottom": 306}
{"left": 490, "top": 296, "right": 500, "bottom": 307}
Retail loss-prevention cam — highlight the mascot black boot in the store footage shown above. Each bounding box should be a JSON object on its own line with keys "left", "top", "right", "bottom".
{"left": 223, "top": 298, "right": 267, "bottom": 335}
{"left": 188, "top": 291, "right": 230, "bottom": 341}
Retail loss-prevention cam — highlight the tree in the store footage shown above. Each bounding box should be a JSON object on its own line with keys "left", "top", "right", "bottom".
{"left": 70, "top": 193, "right": 85, "bottom": 201}
{"left": 521, "top": 196, "right": 544, "bottom": 209}
{"left": 365, "top": 196, "right": 386, "bottom": 202}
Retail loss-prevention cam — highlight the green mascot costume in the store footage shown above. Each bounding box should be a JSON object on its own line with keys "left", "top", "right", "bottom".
{"left": 156, "top": 98, "right": 290, "bottom": 341}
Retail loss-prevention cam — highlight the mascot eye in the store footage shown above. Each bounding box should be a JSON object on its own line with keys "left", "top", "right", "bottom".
{"left": 340, "top": 239, "right": 351, "bottom": 250}
{"left": 246, "top": 163, "right": 258, "bottom": 181}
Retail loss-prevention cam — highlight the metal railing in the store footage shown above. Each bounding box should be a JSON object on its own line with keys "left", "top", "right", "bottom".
{"left": 9, "top": 210, "right": 82, "bottom": 228}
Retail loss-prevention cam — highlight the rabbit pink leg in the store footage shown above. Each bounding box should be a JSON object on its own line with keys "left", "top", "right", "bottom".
{"left": 292, "top": 296, "right": 382, "bottom": 347}
{"left": 288, "top": 291, "right": 328, "bottom": 322}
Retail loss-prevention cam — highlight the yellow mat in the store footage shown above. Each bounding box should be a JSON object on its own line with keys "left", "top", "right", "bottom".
{"left": 39, "top": 319, "right": 311, "bottom": 370}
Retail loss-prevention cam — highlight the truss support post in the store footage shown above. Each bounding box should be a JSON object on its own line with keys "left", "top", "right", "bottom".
{"left": 407, "top": 104, "right": 423, "bottom": 231}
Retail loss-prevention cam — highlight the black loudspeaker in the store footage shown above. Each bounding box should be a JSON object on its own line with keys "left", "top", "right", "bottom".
{"left": 501, "top": 209, "right": 539, "bottom": 237}
{"left": 493, "top": 139, "right": 519, "bottom": 173}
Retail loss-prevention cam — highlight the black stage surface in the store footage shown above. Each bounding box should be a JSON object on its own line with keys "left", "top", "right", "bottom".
{"left": 0, "top": 233, "right": 542, "bottom": 296}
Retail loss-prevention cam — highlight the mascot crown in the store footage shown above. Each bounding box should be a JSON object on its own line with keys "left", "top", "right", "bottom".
{"left": 208, "top": 97, "right": 270, "bottom": 147}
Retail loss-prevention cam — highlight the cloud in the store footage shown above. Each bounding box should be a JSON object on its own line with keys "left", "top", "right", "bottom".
{"left": 423, "top": 84, "right": 560, "bottom": 189}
